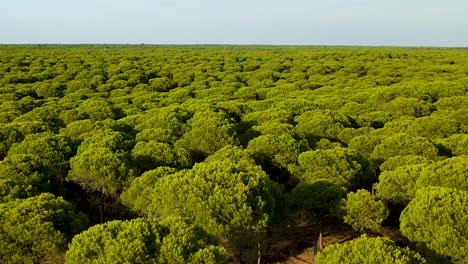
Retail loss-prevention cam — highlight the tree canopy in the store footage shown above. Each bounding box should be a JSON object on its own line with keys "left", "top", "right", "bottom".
{"left": 342, "top": 189, "right": 389, "bottom": 233}
{"left": 0, "top": 193, "right": 87, "bottom": 264}
{"left": 123, "top": 150, "right": 281, "bottom": 240}
{"left": 316, "top": 235, "right": 426, "bottom": 264}
{"left": 400, "top": 187, "right": 468, "bottom": 263}
{"left": 65, "top": 217, "right": 226, "bottom": 264}
{"left": 0, "top": 154, "right": 53, "bottom": 202}
{"left": 293, "top": 147, "right": 369, "bottom": 189}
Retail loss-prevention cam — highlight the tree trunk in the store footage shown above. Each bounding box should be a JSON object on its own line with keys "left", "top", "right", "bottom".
{"left": 318, "top": 214, "right": 324, "bottom": 251}
{"left": 371, "top": 170, "right": 377, "bottom": 195}
{"left": 371, "top": 160, "right": 381, "bottom": 195}
{"left": 99, "top": 187, "right": 104, "bottom": 223}
{"left": 313, "top": 225, "right": 318, "bottom": 262}
{"left": 257, "top": 242, "right": 261, "bottom": 264}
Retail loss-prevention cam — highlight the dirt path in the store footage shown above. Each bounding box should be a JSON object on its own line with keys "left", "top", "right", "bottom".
{"left": 262, "top": 218, "right": 358, "bottom": 264}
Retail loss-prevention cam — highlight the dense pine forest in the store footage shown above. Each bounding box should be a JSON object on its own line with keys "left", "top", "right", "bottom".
{"left": 0, "top": 45, "right": 467, "bottom": 264}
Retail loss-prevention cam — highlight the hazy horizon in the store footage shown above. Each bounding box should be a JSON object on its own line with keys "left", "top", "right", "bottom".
{"left": 2, "top": 0, "right": 468, "bottom": 47}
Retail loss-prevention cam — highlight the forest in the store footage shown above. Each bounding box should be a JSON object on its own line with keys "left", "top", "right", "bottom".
{"left": 0, "top": 45, "right": 467, "bottom": 264}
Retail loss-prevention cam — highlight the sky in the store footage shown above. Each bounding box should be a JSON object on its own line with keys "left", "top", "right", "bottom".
{"left": 1, "top": 0, "right": 468, "bottom": 46}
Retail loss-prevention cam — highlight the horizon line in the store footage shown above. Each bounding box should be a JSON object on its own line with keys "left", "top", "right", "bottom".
{"left": 1, "top": 43, "right": 467, "bottom": 49}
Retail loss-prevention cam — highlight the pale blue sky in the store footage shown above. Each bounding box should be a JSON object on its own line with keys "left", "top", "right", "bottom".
{"left": 1, "top": 0, "right": 467, "bottom": 46}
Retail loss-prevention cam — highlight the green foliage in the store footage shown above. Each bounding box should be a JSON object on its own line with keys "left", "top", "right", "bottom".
{"left": 247, "top": 133, "right": 303, "bottom": 179}
{"left": 375, "top": 165, "right": 425, "bottom": 204}
{"left": 67, "top": 127, "right": 136, "bottom": 199}
{"left": 436, "top": 134, "right": 468, "bottom": 156}
{"left": 135, "top": 128, "right": 179, "bottom": 144}
{"left": 0, "top": 154, "right": 54, "bottom": 202}
{"left": 120, "top": 166, "right": 178, "bottom": 215}
{"left": 65, "top": 217, "right": 226, "bottom": 264}
{"left": 76, "top": 98, "right": 116, "bottom": 121}
{"left": 124, "top": 149, "right": 281, "bottom": 239}
{"left": 148, "top": 77, "right": 174, "bottom": 92}
{"left": 406, "top": 116, "right": 462, "bottom": 140}
{"left": 289, "top": 180, "right": 346, "bottom": 217}
{"left": 357, "top": 110, "right": 395, "bottom": 128}
{"left": 1, "top": 46, "right": 467, "bottom": 262}
{"left": 382, "top": 97, "right": 434, "bottom": 117}
{"left": 59, "top": 119, "right": 104, "bottom": 144}
{"left": 379, "top": 155, "right": 433, "bottom": 172}
{"left": 416, "top": 156, "right": 468, "bottom": 191}
{"left": 7, "top": 121, "right": 52, "bottom": 136}
{"left": 400, "top": 187, "right": 468, "bottom": 263}
{"left": 68, "top": 147, "right": 132, "bottom": 197}
{"left": 295, "top": 109, "right": 352, "bottom": 142}
{"left": 315, "top": 138, "right": 343, "bottom": 150}
{"left": 204, "top": 145, "right": 251, "bottom": 163}
{"left": 7, "top": 132, "right": 73, "bottom": 180}
{"left": 135, "top": 106, "right": 190, "bottom": 138}
{"left": 434, "top": 96, "right": 468, "bottom": 111}
{"left": 316, "top": 235, "right": 426, "bottom": 264}
{"left": 337, "top": 127, "right": 374, "bottom": 145}
{"left": 245, "top": 121, "right": 295, "bottom": 139}
{"left": 0, "top": 193, "right": 88, "bottom": 264}
{"left": 379, "top": 116, "right": 416, "bottom": 134}
{"left": 131, "top": 141, "right": 191, "bottom": 171}
{"left": 0, "top": 125, "right": 24, "bottom": 159}
{"left": 339, "top": 102, "right": 375, "bottom": 118}
{"left": 377, "top": 155, "right": 468, "bottom": 205}
{"left": 242, "top": 110, "right": 293, "bottom": 125}
{"left": 372, "top": 133, "right": 438, "bottom": 160}
{"left": 14, "top": 102, "right": 63, "bottom": 131}
{"left": 36, "top": 82, "right": 65, "bottom": 98}
{"left": 175, "top": 110, "right": 239, "bottom": 159}
{"left": 342, "top": 189, "right": 389, "bottom": 233}
{"left": 294, "top": 147, "right": 369, "bottom": 189}
{"left": 76, "top": 129, "right": 131, "bottom": 153}
{"left": 348, "top": 135, "right": 382, "bottom": 158}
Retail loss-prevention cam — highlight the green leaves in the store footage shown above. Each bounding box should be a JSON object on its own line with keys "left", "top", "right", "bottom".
{"left": 294, "top": 147, "right": 369, "bottom": 189}
{"left": 342, "top": 189, "right": 389, "bottom": 233}
{"left": 416, "top": 155, "right": 468, "bottom": 192}
{"left": 379, "top": 155, "right": 432, "bottom": 172}
{"left": 131, "top": 141, "right": 191, "bottom": 172}
{"left": 436, "top": 134, "right": 468, "bottom": 156}
{"left": 0, "top": 125, "right": 23, "bottom": 159}
{"left": 406, "top": 115, "right": 462, "bottom": 140}
{"left": 247, "top": 133, "right": 303, "bottom": 182}
{"left": 68, "top": 147, "right": 131, "bottom": 197}
{"left": 376, "top": 155, "right": 468, "bottom": 205}
{"left": 76, "top": 98, "right": 116, "bottom": 121}
{"left": 400, "top": 187, "right": 468, "bottom": 263}
{"left": 8, "top": 132, "right": 73, "bottom": 167}
{"left": 175, "top": 110, "right": 239, "bottom": 159}
{"left": 7, "top": 132, "right": 73, "bottom": 181}
{"left": 66, "top": 217, "right": 226, "bottom": 264}
{"left": 316, "top": 235, "right": 426, "bottom": 264}
{"left": 375, "top": 164, "right": 426, "bottom": 204}
{"left": 1, "top": 45, "right": 467, "bottom": 263}
{"left": 123, "top": 147, "right": 280, "bottom": 240}
{"left": 289, "top": 180, "right": 346, "bottom": 217}
{"left": 121, "top": 166, "right": 178, "bottom": 215}
{"left": 68, "top": 128, "right": 134, "bottom": 197}
{"left": 0, "top": 193, "right": 88, "bottom": 264}
{"left": 372, "top": 133, "right": 438, "bottom": 160}
{"left": 382, "top": 97, "right": 434, "bottom": 117}
{"left": 295, "top": 109, "right": 352, "bottom": 142}
{"left": 0, "top": 154, "right": 52, "bottom": 202}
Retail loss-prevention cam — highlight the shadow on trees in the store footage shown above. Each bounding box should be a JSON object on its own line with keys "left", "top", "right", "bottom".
{"left": 62, "top": 181, "right": 137, "bottom": 225}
